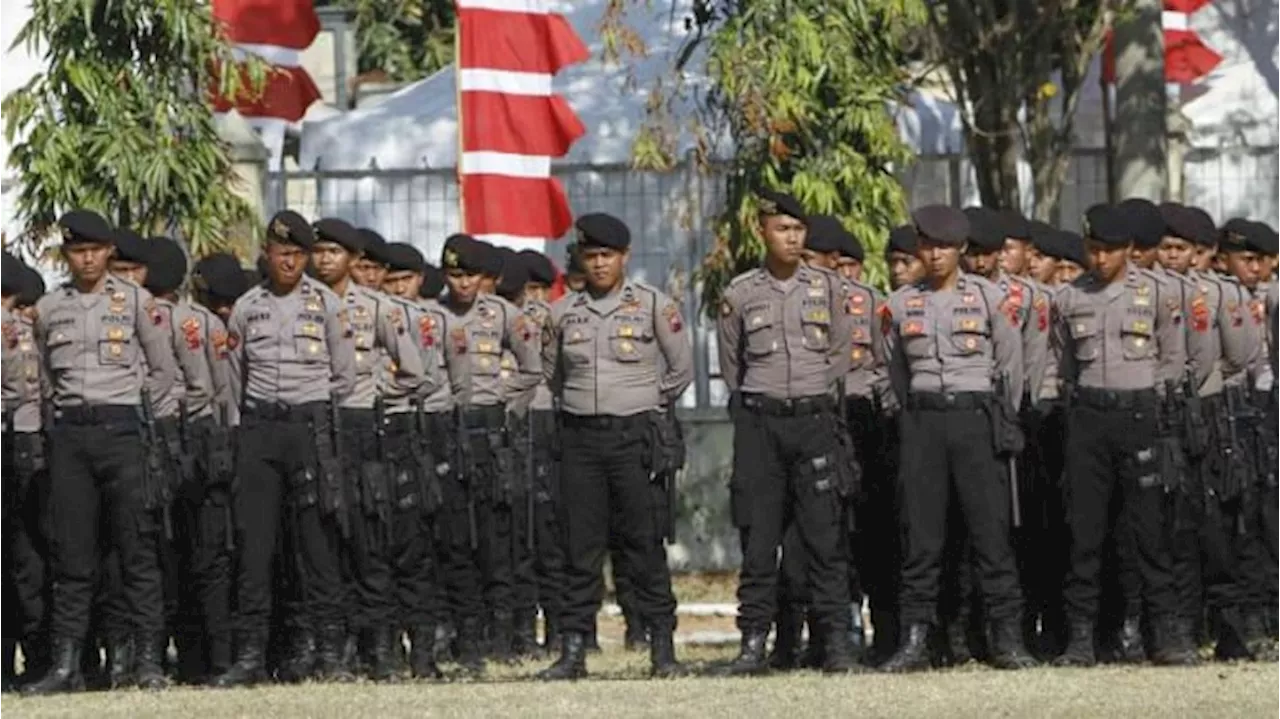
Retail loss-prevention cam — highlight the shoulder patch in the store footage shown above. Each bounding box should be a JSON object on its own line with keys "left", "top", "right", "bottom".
{"left": 663, "top": 302, "right": 684, "bottom": 333}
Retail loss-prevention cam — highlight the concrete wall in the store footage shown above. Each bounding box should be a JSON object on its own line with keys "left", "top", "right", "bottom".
{"left": 666, "top": 408, "right": 739, "bottom": 573}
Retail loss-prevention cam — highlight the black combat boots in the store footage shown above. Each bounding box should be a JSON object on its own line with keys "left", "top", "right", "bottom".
{"left": 133, "top": 632, "right": 170, "bottom": 690}
{"left": 879, "top": 623, "right": 932, "bottom": 673}
{"left": 367, "top": 627, "right": 400, "bottom": 682}
{"left": 768, "top": 606, "right": 803, "bottom": 670}
{"left": 1052, "top": 618, "right": 1097, "bottom": 667}
{"left": 721, "top": 631, "right": 770, "bottom": 676}
{"left": 408, "top": 625, "right": 443, "bottom": 679}
{"left": 1150, "top": 616, "right": 1199, "bottom": 666}
{"left": 987, "top": 619, "right": 1038, "bottom": 670}
{"left": 649, "top": 628, "right": 686, "bottom": 678}
{"left": 537, "top": 631, "right": 587, "bottom": 680}
{"left": 210, "top": 631, "right": 267, "bottom": 688}
{"left": 21, "top": 638, "right": 85, "bottom": 696}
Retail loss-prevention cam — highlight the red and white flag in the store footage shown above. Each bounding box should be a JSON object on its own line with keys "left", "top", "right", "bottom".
{"left": 1101, "top": 0, "right": 1222, "bottom": 85}
{"left": 210, "top": 0, "right": 324, "bottom": 167}
{"left": 456, "top": 0, "right": 589, "bottom": 244}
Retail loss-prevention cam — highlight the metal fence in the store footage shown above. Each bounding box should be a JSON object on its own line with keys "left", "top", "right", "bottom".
{"left": 267, "top": 143, "right": 1278, "bottom": 408}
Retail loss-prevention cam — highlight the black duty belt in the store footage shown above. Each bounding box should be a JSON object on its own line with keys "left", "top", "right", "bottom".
{"left": 1072, "top": 387, "right": 1157, "bottom": 411}
{"left": 53, "top": 404, "right": 140, "bottom": 425}
{"left": 560, "top": 412, "right": 651, "bottom": 431}
{"left": 906, "top": 391, "right": 991, "bottom": 411}
{"left": 458, "top": 404, "right": 506, "bottom": 427}
{"left": 740, "top": 393, "right": 835, "bottom": 417}
{"left": 242, "top": 400, "right": 327, "bottom": 422}
{"left": 339, "top": 408, "right": 377, "bottom": 424}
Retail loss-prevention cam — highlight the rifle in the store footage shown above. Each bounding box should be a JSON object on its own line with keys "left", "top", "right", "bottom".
{"left": 1221, "top": 387, "right": 1250, "bottom": 535}
{"left": 139, "top": 387, "right": 173, "bottom": 540}
{"left": 1180, "top": 371, "right": 1209, "bottom": 459}
{"left": 455, "top": 406, "right": 478, "bottom": 550}
{"left": 831, "top": 385, "right": 860, "bottom": 534}
{"left": 993, "top": 372, "right": 1023, "bottom": 529}
{"left": 412, "top": 398, "right": 443, "bottom": 516}
{"left": 216, "top": 402, "right": 235, "bottom": 552}
{"left": 370, "top": 394, "right": 391, "bottom": 542}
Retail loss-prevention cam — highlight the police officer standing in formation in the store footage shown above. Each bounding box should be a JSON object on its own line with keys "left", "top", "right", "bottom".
{"left": 23, "top": 211, "right": 178, "bottom": 694}
{"left": 436, "top": 234, "right": 541, "bottom": 672}
{"left": 3, "top": 252, "right": 48, "bottom": 690}
{"left": 1052, "top": 204, "right": 1194, "bottom": 667}
{"left": 311, "top": 219, "right": 433, "bottom": 681}
{"left": 878, "top": 205, "right": 1035, "bottom": 672}
{"left": 213, "top": 211, "right": 357, "bottom": 687}
{"left": 538, "top": 212, "right": 692, "bottom": 680}
{"left": 716, "top": 191, "right": 860, "bottom": 675}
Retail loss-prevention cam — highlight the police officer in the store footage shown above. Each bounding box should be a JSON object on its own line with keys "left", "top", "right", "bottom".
{"left": 887, "top": 224, "right": 926, "bottom": 291}
{"left": 212, "top": 210, "right": 358, "bottom": 687}
{"left": 312, "top": 218, "right": 430, "bottom": 681}
{"left": 876, "top": 206, "right": 1034, "bottom": 673}
{"left": 24, "top": 211, "right": 178, "bottom": 695}
{"left": 142, "top": 237, "right": 232, "bottom": 683}
{"left": 352, "top": 228, "right": 390, "bottom": 291}
{"left": 715, "top": 191, "right": 859, "bottom": 675}
{"left": 437, "top": 234, "right": 541, "bottom": 672}
{"left": 512, "top": 250, "right": 569, "bottom": 654}
{"left": 535, "top": 212, "right": 690, "bottom": 680}
{"left": 3, "top": 254, "right": 48, "bottom": 689}
{"left": 1052, "top": 204, "right": 1194, "bottom": 667}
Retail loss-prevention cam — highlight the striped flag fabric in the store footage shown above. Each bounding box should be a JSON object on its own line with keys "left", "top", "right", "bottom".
{"left": 210, "top": 0, "right": 323, "bottom": 124}
{"left": 456, "top": 0, "right": 590, "bottom": 244}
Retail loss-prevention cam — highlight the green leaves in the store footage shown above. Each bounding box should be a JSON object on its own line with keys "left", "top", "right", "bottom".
{"left": 686, "top": 0, "right": 921, "bottom": 313}
{"left": 341, "top": 0, "right": 456, "bottom": 82}
{"left": 3, "top": 0, "right": 262, "bottom": 259}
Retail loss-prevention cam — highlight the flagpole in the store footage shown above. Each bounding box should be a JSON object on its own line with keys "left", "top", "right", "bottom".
{"left": 455, "top": 13, "right": 466, "bottom": 235}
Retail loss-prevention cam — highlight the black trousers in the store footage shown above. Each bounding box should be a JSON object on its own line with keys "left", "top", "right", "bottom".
{"left": 232, "top": 406, "right": 345, "bottom": 636}
{"left": 440, "top": 406, "right": 515, "bottom": 623}
{"left": 46, "top": 410, "right": 163, "bottom": 642}
{"left": 167, "top": 419, "right": 235, "bottom": 676}
{"left": 1020, "top": 404, "right": 1069, "bottom": 643}
{"left": 863, "top": 411, "right": 903, "bottom": 650}
{"left": 525, "top": 410, "right": 566, "bottom": 629}
{"left": 1061, "top": 395, "right": 1176, "bottom": 623}
{"left": 508, "top": 411, "right": 542, "bottom": 622}
{"left": 896, "top": 400, "right": 1021, "bottom": 627}
{"left": 559, "top": 413, "right": 676, "bottom": 635}
{"left": 3, "top": 430, "right": 48, "bottom": 663}
{"left": 348, "top": 412, "right": 438, "bottom": 632}
{"left": 731, "top": 403, "right": 848, "bottom": 635}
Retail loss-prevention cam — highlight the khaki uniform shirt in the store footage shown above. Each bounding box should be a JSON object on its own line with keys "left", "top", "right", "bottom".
{"left": 546, "top": 280, "right": 693, "bottom": 416}
{"left": 884, "top": 273, "right": 1024, "bottom": 405}
{"left": 441, "top": 294, "right": 540, "bottom": 408}
{"left": 35, "top": 274, "right": 177, "bottom": 408}
{"left": 381, "top": 295, "right": 442, "bottom": 415}
{"left": 841, "top": 280, "right": 889, "bottom": 401}
{"left": 337, "top": 283, "right": 430, "bottom": 411}
{"left": 158, "top": 298, "right": 226, "bottom": 422}
{"left": 415, "top": 298, "right": 455, "bottom": 414}
{"left": 226, "top": 275, "right": 357, "bottom": 407}
{"left": 999, "top": 272, "right": 1052, "bottom": 405}
{"left": 5, "top": 313, "right": 42, "bottom": 432}
{"left": 1053, "top": 266, "right": 1185, "bottom": 392}
{"left": 717, "top": 264, "right": 854, "bottom": 399}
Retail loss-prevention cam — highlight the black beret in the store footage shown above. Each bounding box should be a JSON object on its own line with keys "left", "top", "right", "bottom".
{"left": 1159, "top": 203, "right": 1216, "bottom": 247}
{"left": 473, "top": 240, "right": 504, "bottom": 277}
{"left": 442, "top": 233, "right": 485, "bottom": 273}
{"left": 1182, "top": 206, "right": 1219, "bottom": 247}
{"left": 58, "top": 209, "right": 114, "bottom": 245}
{"left": 912, "top": 205, "right": 969, "bottom": 245}
{"left": 518, "top": 249, "right": 557, "bottom": 285}
{"left": 1028, "top": 220, "right": 1057, "bottom": 252}
{"left": 575, "top": 212, "right": 631, "bottom": 250}
{"left": 17, "top": 264, "right": 44, "bottom": 307}
{"left": 962, "top": 207, "right": 1004, "bottom": 251}
{"left": 112, "top": 228, "right": 149, "bottom": 263}
{"left": 2, "top": 251, "right": 23, "bottom": 296}
{"left": 497, "top": 248, "right": 527, "bottom": 299}
{"left": 885, "top": 224, "right": 918, "bottom": 255}
{"left": 192, "top": 253, "right": 252, "bottom": 302}
{"left": 313, "top": 218, "right": 364, "bottom": 254}
{"left": 266, "top": 210, "right": 315, "bottom": 248}
{"left": 1083, "top": 204, "right": 1132, "bottom": 246}
{"left": 840, "top": 233, "right": 864, "bottom": 262}
{"left": 1118, "top": 198, "right": 1164, "bottom": 249}
{"left": 420, "top": 263, "right": 445, "bottom": 299}
{"left": 996, "top": 209, "right": 1031, "bottom": 241}
{"left": 805, "top": 215, "right": 845, "bottom": 253}
{"left": 565, "top": 243, "right": 585, "bottom": 274}
{"left": 1252, "top": 221, "right": 1279, "bottom": 256}
{"left": 1054, "top": 230, "right": 1088, "bottom": 267}
{"left": 1219, "top": 218, "right": 1254, "bottom": 252}
{"left": 143, "top": 237, "right": 188, "bottom": 294}
{"left": 383, "top": 242, "right": 425, "bottom": 273}
{"left": 756, "top": 188, "right": 807, "bottom": 223}
{"left": 357, "top": 228, "right": 390, "bottom": 265}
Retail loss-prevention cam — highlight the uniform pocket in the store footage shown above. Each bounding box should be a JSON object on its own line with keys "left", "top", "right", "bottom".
{"left": 900, "top": 318, "right": 933, "bottom": 359}
{"left": 801, "top": 308, "right": 832, "bottom": 352}
{"left": 1120, "top": 318, "right": 1154, "bottom": 360}
{"left": 744, "top": 304, "right": 777, "bottom": 357}
{"left": 46, "top": 330, "right": 77, "bottom": 369}
{"left": 1067, "top": 314, "right": 1100, "bottom": 361}
{"left": 609, "top": 324, "right": 650, "bottom": 363}
{"left": 294, "top": 321, "right": 326, "bottom": 363}
{"left": 948, "top": 316, "right": 989, "bottom": 356}
{"left": 561, "top": 324, "right": 594, "bottom": 367}
{"left": 98, "top": 325, "right": 137, "bottom": 365}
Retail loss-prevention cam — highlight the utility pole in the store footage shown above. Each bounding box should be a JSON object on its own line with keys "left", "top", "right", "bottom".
{"left": 1112, "top": 0, "right": 1166, "bottom": 202}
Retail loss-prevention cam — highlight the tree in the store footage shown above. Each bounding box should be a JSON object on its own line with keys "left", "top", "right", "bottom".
{"left": 3, "top": 0, "right": 266, "bottom": 259}
{"left": 630, "top": 0, "right": 925, "bottom": 310}
{"left": 340, "top": 0, "right": 455, "bottom": 82}
{"left": 922, "top": 0, "right": 1119, "bottom": 220}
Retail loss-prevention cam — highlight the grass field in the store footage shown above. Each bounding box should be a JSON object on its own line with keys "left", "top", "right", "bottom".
{"left": 4, "top": 645, "right": 1276, "bottom": 719}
